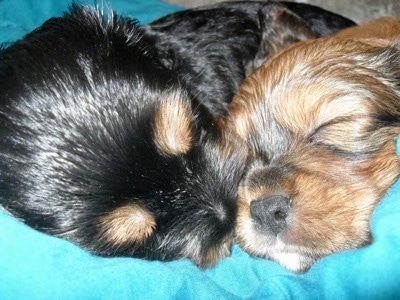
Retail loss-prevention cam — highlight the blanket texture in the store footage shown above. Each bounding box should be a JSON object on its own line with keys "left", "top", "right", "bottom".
{"left": 1, "top": 1, "right": 399, "bottom": 299}
{"left": 0, "top": 0, "right": 182, "bottom": 43}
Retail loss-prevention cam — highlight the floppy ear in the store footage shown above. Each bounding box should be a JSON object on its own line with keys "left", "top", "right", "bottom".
{"left": 364, "top": 40, "right": 400, "bottom": 133}
{"left": 251, "top": 3, "right": 316, "bottom": 70}
{"left": 311, "top": 41, "right": 400, "bottom": 155}
{"left": 336, "top": 17, "right": 400, "bottom": 103}
{"left": 334, "top": 16, "right": 400, "bottom": 42}
{"left": 152, "top": 92, "right": 195, "bottom": 156}
{"left": 358, "top": 39, "right": 400, "bottom": 93}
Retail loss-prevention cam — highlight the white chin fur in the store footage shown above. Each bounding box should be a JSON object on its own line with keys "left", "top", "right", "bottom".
{"left": 239, "top": 220, "right": 316, "bottom": 272}
{"left": 242, "top": 232, "right": 315, "bottom": 272}
{"left": 269, "top": 250, "right": 314, "bottom": 272}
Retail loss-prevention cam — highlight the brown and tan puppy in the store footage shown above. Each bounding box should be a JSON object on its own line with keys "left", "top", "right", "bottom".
{"left": 228, "top": 17, "right": 400, "bottom": 272}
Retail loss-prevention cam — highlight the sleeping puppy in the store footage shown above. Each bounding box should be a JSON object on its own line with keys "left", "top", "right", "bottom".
{"left": 228, "top": 16, "right": 400, "bottom": 272}
{"left": 0, "top": 2, "right": 354, "bottom": 267}
{"left": 0, "top": 5, "right": 247, "bottom": 267}
{"left": 146, "top": 0, "right": 356, "bottom": 115}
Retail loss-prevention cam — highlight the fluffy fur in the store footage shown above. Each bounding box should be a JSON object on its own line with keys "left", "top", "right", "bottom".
{"left": 228, "top": 16, "right": 400, "bottom": 272}
{"left": 0, "top": 2, "right": 355, "bottom": 267}
{"left": 0, "top": 6, "right": 247, "bottom": 267}
{"left": 146, "top": 1, "right": 356, "bottom": 115}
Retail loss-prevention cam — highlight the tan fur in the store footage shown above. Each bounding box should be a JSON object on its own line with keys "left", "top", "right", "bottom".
{"left": 334, "top": 16, "right": 400, "bottom": 43}
{"left": 229, "top": 17, "right": 400, "bottom": 272}
{"left": 101, "top": 204, "right": 156, "bottom": 246}
{"left": 153, "top": 94, "right": 194, "bottom": 156}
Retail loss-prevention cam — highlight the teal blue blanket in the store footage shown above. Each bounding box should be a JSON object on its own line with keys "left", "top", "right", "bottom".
{"left": 1, "top": 1, "right": 400, "bottom": 299}
{"left": 0, "top": 0, "right": 182, "bottom": 43}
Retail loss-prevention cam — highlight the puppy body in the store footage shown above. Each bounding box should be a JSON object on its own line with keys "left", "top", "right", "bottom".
{"left": 0, "top": 6, "right": 248, "bottom": 267}
{"left": 229, "top": 17, "right": 400, "bottom": 272}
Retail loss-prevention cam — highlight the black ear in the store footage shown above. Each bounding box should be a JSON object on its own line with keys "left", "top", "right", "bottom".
{"left": 152, "top": 92, "right": 195, "bottom": 156}
{"left": 252, "top": 3, "right": 316, "bottom": 69}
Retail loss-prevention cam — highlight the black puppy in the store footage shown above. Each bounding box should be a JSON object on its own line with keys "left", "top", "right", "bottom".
{"left": 0, "top": 2, "right": 354, "bottom": 267}
{"left": 146, "top": 1, "right": 356, "bottom": 115}
{"left": 0, "top": 6, "right": 247, "bottom": 267}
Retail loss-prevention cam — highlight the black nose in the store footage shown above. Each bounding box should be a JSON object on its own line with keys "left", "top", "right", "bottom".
{"left": 250, "top": 195, "right": 290, "bottom": 236}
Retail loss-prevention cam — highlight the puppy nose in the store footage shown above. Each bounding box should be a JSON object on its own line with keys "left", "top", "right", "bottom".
{"left": 250, "top": 195, "right": 290, "bottom": 236}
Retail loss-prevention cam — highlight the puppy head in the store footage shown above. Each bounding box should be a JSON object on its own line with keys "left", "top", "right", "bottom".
{"left": 93, "top": 88, "right": 248, "bottom": 267}
{"left": 229, "top": 32, "right": 400, "bottom": 272}
{"left": 0, "top": 5, "right": 247, "bottom": 268}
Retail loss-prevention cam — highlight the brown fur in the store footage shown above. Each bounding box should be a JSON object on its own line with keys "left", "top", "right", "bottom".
{"left": 229, "top": 17, "right": 400, "bottom": 272}
{"left": 334, "top": 16, "right": 400, "bottom": 43}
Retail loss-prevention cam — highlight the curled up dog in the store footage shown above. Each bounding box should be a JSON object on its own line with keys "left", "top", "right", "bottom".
{"left": 0, "top": 6, "right": 248, "bottom": 267}
{"left": 228, "top": 17, "right": 400, "bottom": 272}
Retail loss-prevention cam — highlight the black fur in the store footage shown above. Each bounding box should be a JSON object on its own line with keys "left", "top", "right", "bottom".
{"left": 0, "top": 2, "right": 355, "bottom": 266}
{"left": 146, "top": 1, "right": 355, "bottom": 115}
{"left": 0, "top": 6, "right": 247, "bottom": 266}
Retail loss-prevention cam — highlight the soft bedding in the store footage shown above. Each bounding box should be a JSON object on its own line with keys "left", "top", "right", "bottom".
{"left": 0, "top": 1, "right": 399, "bottom": 299}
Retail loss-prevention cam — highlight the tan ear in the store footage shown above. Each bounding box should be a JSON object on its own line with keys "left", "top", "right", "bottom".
{"left": 100, "top": 204, "right": 156, "bottom": 245}
{"left": 153, "top": 93, "right": 194, "bottom": 156}
{"left": 334, "top": 16, "right": 400, "bottom": 43}
{"left": 357, "top": 37, "right": 399, "bottom": 48}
